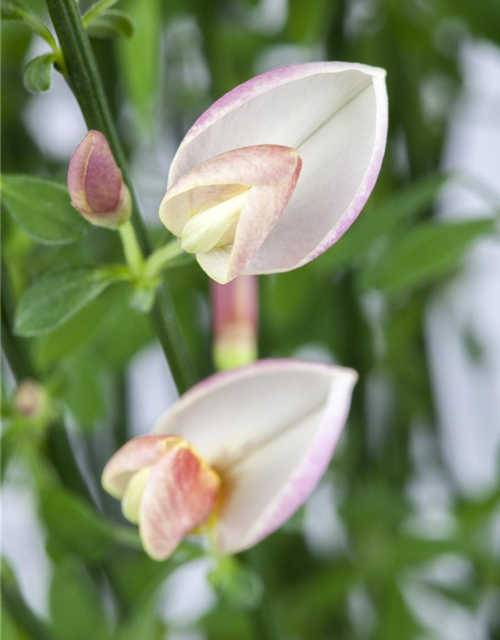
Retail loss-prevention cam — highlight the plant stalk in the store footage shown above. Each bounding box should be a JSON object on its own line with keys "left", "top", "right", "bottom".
{"left": 45, "top": 0, "right": 196, "bottom": 393}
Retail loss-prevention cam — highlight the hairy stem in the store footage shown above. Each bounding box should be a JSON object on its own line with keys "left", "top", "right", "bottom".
{"left": 45, "top": 0, "right": 196, "bottom": 393}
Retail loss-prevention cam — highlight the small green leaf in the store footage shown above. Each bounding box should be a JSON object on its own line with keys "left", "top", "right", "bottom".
{"left": 1, "top": 175, "right": 89, "bottom": 245}
{"left": 61, "top": 359, "right": 108, "bottom": 427}
{"left": 36, "top": 298, "right": 109, "bottom": 366}
{"left": 23, "top": 53, "right": 54, "bottom": 93}
{"left": 86, "top": 9, "right": 134, "bottom": 39}
{"left": 1, "top": 0, "right": 27, "bottom": 20}
{"left": 82, "top": 0, "right": 120, "bottom": 23}
{"left": 49, "top": 562, "right": 112, "bottom": 640}
{"left": 209, "top": 558, "right": 264, "bottom": 610}
{"left": 359, "top": 218, "right": 497, "bottom": 293}
{"left": 14, "top": 268, "right": 126, "bottom": 337}
{"left": 40, "top": 488, "right": 115, "bottom": 562}
{"left": 0, "top": 0, "right": 58, "bottom": 51}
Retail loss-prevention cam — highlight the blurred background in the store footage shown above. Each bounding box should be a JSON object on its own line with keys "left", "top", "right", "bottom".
{"left": 2, "top": 0, "right": 500, "bottom": 639}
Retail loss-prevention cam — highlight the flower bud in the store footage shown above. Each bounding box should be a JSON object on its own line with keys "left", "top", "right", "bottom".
{"left": 68, "top": 130, "right": 131, "bottom": 229}
{"left": 14, "top": 379, "right": 51, "bottom": 427}
{"left": 212, "top": 275, "right": 258, "bottom": 371}
{"left": 14, "top": 380, "right": 43, "bottom": 416}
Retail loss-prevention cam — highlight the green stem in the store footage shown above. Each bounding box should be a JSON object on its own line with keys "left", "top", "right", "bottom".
{"left": 144, "top": 240, "right": 185, "bottom": 278}
{"left": 118, "top": 220, "right": 144, "bottom": 278}
{"left": 45, "top": 0, "right": 196, "bottom": 393}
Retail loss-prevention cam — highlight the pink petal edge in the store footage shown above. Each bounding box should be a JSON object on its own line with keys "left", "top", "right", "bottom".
{"left": 173, "top": 62, "right": 386, "bottom": 176}
{"left": 102, "top": 434, "right": 172, "bottom": 499}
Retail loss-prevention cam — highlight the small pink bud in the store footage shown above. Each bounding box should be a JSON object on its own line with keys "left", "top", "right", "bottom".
{"left": 212, "top": 275, "right": 258, "bottom": 370}
{"left": 14, "top": 380, "right": 42, "bottom": 417}
{"left": 68, "top": 130, "right": 131, "bottom": 229}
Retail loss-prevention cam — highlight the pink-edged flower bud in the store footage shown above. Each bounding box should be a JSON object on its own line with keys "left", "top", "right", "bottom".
{"left": 212, "top": 276, "right": 258, "bottom": 370}
{"left": 68, "top": 130, "right": 131, "bottom": 229}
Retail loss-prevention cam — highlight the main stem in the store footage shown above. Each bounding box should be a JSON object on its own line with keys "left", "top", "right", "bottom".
{"left": 45, "top": 0, "right": 196, "bottom": 393}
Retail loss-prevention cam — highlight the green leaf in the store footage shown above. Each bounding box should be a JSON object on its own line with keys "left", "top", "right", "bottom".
{"left": 359, "top": 218, "right": 497, "bottom": 293}
{"left": 82, "top": 0, "right": 120, "bottom": 23}
{"left": 0, "top": 0, "right": 57, "bottom": 50}
{"left": 1, "top": 0, "right": 28, "bottom": 20}
{"left": 49, "top": 562, "right": 112, "bottom": 640}
{"left": 208, "top": 558, "right": 264, "bottom": 610}
{"left": 86, "top": 9, "right": 134, "bottom": 39}
{"left": 314, "top": 174, "right": 448, "bottom": 272}
{"left": 36, "top": 285, "right": 153, "bottom": 370}
{"left": 1, "top": 558, "right": 54, "bottom": 640}
{"left": 98, "top": 286, "right": 153, "bottom": 368}
{"left": 36, "top": 298, "right": 109, "bottom": 366}
{"left": 1, "top": 175, "right": 89, "bottom": 245}
{"left": 14, "top": 268, "right": 127, "bottom": 337}
{"left": 23, "top": 53, "right": 54, "bottom": 93}
{"left": 61, "top": 359, "right": 108, "bottom": 427}
{"left": 40, "top": 488, "right": 115, "bottom": 562}
{"left": 114, "top": 601, "right": 167, "bottom": 640}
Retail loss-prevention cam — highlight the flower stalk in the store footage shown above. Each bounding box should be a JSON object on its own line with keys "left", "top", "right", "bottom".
{"left": 118, "top": 220, "right": 145, "bottom": 279}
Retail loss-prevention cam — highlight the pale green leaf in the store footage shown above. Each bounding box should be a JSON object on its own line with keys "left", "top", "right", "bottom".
{"left": 359, "top": 218, "right": 496, "bottom": 292}
{"left": 14, "top": 268, "right": 127, "bottom": 337}
{"left": 40, "top": 488, "right": 115, "bottom": 562}
{"left": 1, "top": 175, "right": 89, "bottom": 245}
{"left": 315, "top": 174, "right": 448, "bottom": 272}
{"left": 86, "top": 9, "right": 134, "bottom": 39}
{"left": 23, "top": 53, "right": 54, "bottom": 93}
{"left": 49, "top": 562, "right": 112, "bottom": 640}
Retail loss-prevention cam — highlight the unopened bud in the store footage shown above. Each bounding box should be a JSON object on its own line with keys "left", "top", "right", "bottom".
{"left": 212, "top": 276, "right": 258, "bottom": 371}
{"left": 68, "top": 130, "right": 131, "bottom": 229}
{"left": 14, "top": 380, "right": 46, "bottom": 418}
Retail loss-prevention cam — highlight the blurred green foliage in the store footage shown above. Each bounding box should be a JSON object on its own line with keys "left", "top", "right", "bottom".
{"left": 1, "top": 0, "right": 499, "bottom": 639}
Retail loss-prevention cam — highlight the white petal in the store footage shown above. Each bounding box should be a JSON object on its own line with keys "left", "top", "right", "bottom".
{"left": 168, "top": 62, "right": 388, "bottom": 274}
{"left": 154, "top": 360, "right": 357, "bottom": 553}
